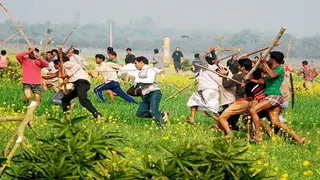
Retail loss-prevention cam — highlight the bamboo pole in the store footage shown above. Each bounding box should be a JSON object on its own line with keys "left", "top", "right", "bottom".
{"left": 62, "top": 27, "right": 77, "bottom": 47}
{"left": 166, "top": 84, "right": 190, "bottom": 101}
{"left": 0, "top": 116, "right": 24, "bottom": 122}
{"left": 3, "top": 131, "right": 17, "bottom": 157}
{"left": 0, "top": 2, "right": 33, "bottom": 48}
{"left": 219, "top": 51, "right": 241, "bottom": 61}
{"left": 0, "top": 31, "right": 19, "bottom": 45}
{"left": 245, "top": 26, "right": 286, "bottom": 79}
{"left": 238, "top": 43, "right": 280, "bottom": 59}
{"left": 0, "top": 101, "right": 37, "bottom": 175}
{"left": 285, "top": 39, "right": 292, "bottom": 64}
{"left": 195, "top": 63, "right": 242, "bottom": 84}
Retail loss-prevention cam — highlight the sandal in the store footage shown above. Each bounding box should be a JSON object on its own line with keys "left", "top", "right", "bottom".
{"left": 185, "top": 119, "right": 198, "bottom": 127}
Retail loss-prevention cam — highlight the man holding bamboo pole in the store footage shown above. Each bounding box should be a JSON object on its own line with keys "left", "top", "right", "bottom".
{"left": 16, "top": 47, "right": 49, "bottom": 105}
{"left": 248, "top": 51, "right": 306, "bottom": 144}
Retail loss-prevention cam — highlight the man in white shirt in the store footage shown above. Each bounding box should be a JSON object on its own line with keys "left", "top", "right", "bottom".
{"left": 60, "top": 55, "right": 102, "bottom": 119}
{"left": 186, "top": 53, "right": 221, "bottom": 126}
{"left": 89, "top": 54, "right": 137, "bottom": 104}
{"left": 131, "top": 56, "right": 168, "bottom": 128}
{"left": 42, "top": 51, "right": 60, "bottom": 92}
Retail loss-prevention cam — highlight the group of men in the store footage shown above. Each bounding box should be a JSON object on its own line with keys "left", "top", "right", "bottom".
{"left": 1, "top": 44, "right": 318, "bottom": 143}
{"left": 188, "top": 48, "right": 315, "bottom": 144}
{"left": 12, "top": 46, "right": 169, "bottom": 127}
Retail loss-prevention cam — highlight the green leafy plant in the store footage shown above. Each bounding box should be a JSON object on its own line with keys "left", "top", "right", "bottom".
{"left": 6, "top": 115, "right": 126, "bottom": 179}
{"left": 181, "top": 59, "right": 192, "bottom": 72}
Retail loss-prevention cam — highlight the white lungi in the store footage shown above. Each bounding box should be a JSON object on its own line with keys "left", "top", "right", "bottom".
{"left": 187, "top": 89, "right": 220, "bottom": 113}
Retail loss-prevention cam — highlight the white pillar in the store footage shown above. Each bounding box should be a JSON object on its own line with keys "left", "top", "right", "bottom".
{"left": 163, "top": 36, "right": 170, "bottom": 67}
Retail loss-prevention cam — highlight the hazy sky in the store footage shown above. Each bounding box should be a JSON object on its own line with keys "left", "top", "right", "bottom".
{"left": 0, "top": 0, "right": 319, "bottom": 37}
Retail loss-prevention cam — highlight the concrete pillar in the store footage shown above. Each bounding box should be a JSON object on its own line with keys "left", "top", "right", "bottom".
{"left": 163, "top": 36, "right": 171, "bottom": 67}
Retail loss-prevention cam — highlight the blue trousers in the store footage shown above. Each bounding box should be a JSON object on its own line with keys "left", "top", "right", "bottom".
{"left": 136, "top": 90, "right": 163, "bottom": 127}
{"left": 94, "top": 81, "right": 137, "bottom": 104}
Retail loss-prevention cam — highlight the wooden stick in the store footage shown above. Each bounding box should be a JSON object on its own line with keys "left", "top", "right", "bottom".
{"left": 3, "top": 131, "right": 17, "bottom": 157}
{"left": 0, "top": 3, "right": 33, "bottom": 48}
{"left": 239, "top": 43, "right": 280, "bottom": 59}
{"left": 0, "top": 116, "right": 24, "bottom": 122}
{"left": 0, "top": 101, "right": 37, "bottom": 175}
{"left": 62, "top": 27, "right": 77, "bottom": 47}
{"left": 58, "top": 47, "right": 67, "bottom": 92}
{"left": 195, "top": 63, "right": 242, "bottom": 84}
{"left": 245, "top": 26, "right": 286, "bottom": 79}
{"left": 0, "top": 31, "right": 19, "bottom": 45}
{"left": 219, "top": 51, "right": 241, "bottom": 61}
{"left": 285, "top": 39, "right": 292, "bottom": 64}
{"left": 166, "top": 84, "right": 190, "bottom": 101}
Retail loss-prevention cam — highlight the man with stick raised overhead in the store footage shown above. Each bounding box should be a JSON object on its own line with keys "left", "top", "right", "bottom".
{"left": 16, "top": 47, "right": 49, "bottom": 105}
{"left": 249, "top": 51, "right": 306, "bottom": 144}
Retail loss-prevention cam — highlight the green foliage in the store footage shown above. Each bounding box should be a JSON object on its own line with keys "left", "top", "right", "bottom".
{"left": 0, "top": 62, "right": 22, "bottom": 82}
{"left": 181, "top": 59, "right": 192, "bottom": 72}
{"left": 6, "top": 115, "right": 125, "bottom": 179}
{"left": 129, "top": 138, "right": 275, "bottom": 180}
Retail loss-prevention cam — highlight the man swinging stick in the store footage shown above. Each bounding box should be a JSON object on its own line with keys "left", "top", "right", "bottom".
{"left": 249, "top": 51, "right": 307, "bottom": 144}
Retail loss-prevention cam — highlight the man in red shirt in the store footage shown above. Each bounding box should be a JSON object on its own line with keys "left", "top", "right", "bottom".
{"left": 298, "top": 61, "right": 318, "bottom": 90}
{"left": 16, "top": 47, "right": 49, "bottom": 105}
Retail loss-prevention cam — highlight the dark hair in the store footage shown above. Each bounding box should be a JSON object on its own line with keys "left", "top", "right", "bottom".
{"left": 238, "top": 58, "right": 252, "bottom": 71}
{"left": 110, "top": 51, "right": 117, "bottom": 57}
{"left": 53, "top": 59, "right": 59, "bottom": 65}
{"left": 107, "top": 47, "right": 114, "bottom": 53}
{"left": 126, "top": 48, "right": 132, "bottom": 51}
{"left": 134, "top": 56, "right": 149, "bottom": 65}
{"left": 302, "top": 60, "right": 308, "bottom": 65}
{"left": 205, "top": 56, "right": 214, "bottom": 65}
{"left": 95, "top": 54, "right": 105, "bottom": 61}
{"left": 73, "top": 49, "right": 79, "bottom": 55}
{"left": 254, "top": 56, "right": 259, "bottom": 59}
{"left": 269, "top": 51, "right": 284, "bottom": 64}
{"left": 154, "top": 49, "right": 159, "bottom": 54}
{"left": 1, "top": 50, "right": 6, "bottom": 55}
{"left": 28, "top": 48, "right": 40, "bottom": 53}
{"left": 46, "top": 51, "right": 53, "bottom": 55}
{"left": 253, "top": 68, "right": 263, "bottom": 80}
{"left": 194, "top": 53, "right": 200, "bottom": 58}
{"left": 52, "top": 49, "right": 58, "bottom": 54}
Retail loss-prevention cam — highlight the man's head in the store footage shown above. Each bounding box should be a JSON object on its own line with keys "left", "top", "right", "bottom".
{"left": 95, "top": 54, "right": 105, "bottom": 64}
{"left": 107, "top": 47, "right": 114, "bottom": 54}
{"left": 52, "top": 49, "right": 58, "bottom": 57}
{"left": 176, "top": 47, "right": 180, "bottom": 51}
{"left": 254, "top": 56, "right": 259, "bottom": 61}
{"left": 194, "top": 53, "right": 200, "bottom": 59}
{"left": 109, "top": 51, "right": 117, "bottom": 60}
{"left": 134, "top": 56, "right": 148, "bottom": 70}
{"left": 1, "top": 50, "right": 6, "bottom": 56}
{"left": 231, "top": 54, "right": 238, "bottom": 61}
{"left": 205, "top": 56, "right": 214, "bottom": 65}
{"left": 238, "top": 58, "right": 252, "bottom": 72}
{"left": 46, "top": 51, "right": 53, "bottom": 61}
{"left": 154, "top": 49, "right": 159, "bottom": 54}
{"left": 269, "top": 51, "right": 284, "bottom": 66}
{"left": 53, "top": 59, "right": 60, "bottom": 70}
{"left": 302, "top": 60, "right": 308, "bottom": 67}
{"left": 73, "top": 49, "right": 80, "bottom": 55}
{"left": 126, "top": 48, "right": 132, "bottom": 55}
{"left": 28, "top": 48, "right": 40, "bottom": 59}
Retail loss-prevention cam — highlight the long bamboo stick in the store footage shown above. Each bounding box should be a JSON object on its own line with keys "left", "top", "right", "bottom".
{"left": 245, "top": 26, "right": 286, "bottom": 79}
{"left": 0, "top": 101, "right": 37, "bottom": 175}
{"left": 0, "top": 116, "right": 24, "bottom": 122}
{"left": 166, "top": 84, "right": 190, "bottom": 101}
{"left": 0, "top": 3, "right": 33, "bottom": 48}
{"left": 219, "top": 51, "right": 241, "bottom": 61}
{"left": 238, "top": 43, "right": 280, "bottom": 59}
{"left": 62, "top": 27, "right": 77, "bottom": 47}
{"left": 195, "top": 63, "right": 242, "bottom": 84}
{"left": 0, "top": 31, "right": 19, "bottom": 45}
{"left": 285, "top": 39, "right": 292, "bottom": 64}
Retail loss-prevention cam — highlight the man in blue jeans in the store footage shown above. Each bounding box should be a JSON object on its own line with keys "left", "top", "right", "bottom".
{"left": 129, "top": 56, "right": 169, "bottom": 128}
{"left": 89, "top": 54, "right": 137, "bottom": 104}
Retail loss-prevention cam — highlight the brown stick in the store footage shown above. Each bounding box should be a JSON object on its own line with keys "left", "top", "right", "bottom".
{"left": 195, "top": 63, "right": 242, "bottom": 84}
{"left": 0, "top": 101, "right": 37, "bottom": 175}
{"left": 219, "top": 51, "right": 241, "bottom": 61}
{"left": 239, "top": 43, "right": 280, "bottom": 59}
{"left": 0, "top": 31, "right": 19, "bottom": 45}
{"left": 245, "top": 26, "right": 286, "bottom": 79}
{"left": 62, "top": 27, "right": 77, "bottom": 47}
{"left": 166, "top": 84, "right": 190, "bottom": 101}
{"left": 0, "top": 116, "right": 24, "bottom": 122}
{"left": 3, "top": 131, "right": 17, "bottom": 157}
{"left": 0, "top": 3, "right": 33, "bottom": 47}
{"left": 285, "top": 39, "right": 292, "bottom": 64}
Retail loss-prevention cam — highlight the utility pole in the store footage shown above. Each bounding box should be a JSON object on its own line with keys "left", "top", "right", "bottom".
{"left": 109, "top": 21, "right": 113, "bottom": 47}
